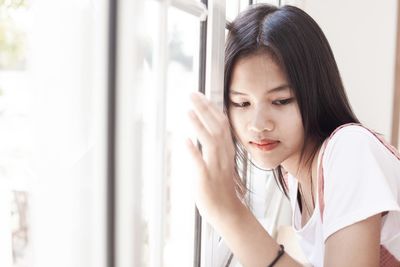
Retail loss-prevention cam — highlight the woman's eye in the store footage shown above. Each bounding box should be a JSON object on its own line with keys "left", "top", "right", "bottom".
{"left": 230, "top": 101, "right": 250, "bottom": 108}
{"left": 272, "top": 98, "right": 293, "bottom": 105}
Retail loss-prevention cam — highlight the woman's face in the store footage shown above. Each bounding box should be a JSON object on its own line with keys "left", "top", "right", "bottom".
{"left": 228, "top": 52, "right": 304, "bottom": 170}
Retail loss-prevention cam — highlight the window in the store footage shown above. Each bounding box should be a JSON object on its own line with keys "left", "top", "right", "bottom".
{"left": 0, "top": 1, "right": 109, "bottom": 267}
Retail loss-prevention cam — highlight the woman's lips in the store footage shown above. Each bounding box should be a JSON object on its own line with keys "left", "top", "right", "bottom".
{"left": 250, "top": 141, "right": 280, "bottom": 151}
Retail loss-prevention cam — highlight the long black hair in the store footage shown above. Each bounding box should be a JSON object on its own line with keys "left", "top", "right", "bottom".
{"left": 224, "top": 4, "right": 360, "bottom": 197}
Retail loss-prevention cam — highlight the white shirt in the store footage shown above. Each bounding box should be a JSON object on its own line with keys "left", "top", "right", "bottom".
{"left": 288, "top": 125, "right": 400, "bottom": 267}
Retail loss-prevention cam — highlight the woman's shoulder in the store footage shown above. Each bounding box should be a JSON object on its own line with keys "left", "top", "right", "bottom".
{"left": 319, "top": 124, "right": 400, "bottom": 244}
{"left": 328, "top": 123, "right": 379, "bottom": 142}
{"left": 322, "top": 123, "right": 399, "bottom": 165}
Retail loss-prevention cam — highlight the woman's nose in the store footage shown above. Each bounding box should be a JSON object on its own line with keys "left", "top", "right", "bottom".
{"left": 248, "top": 109, "right": 274, "bottom": 132}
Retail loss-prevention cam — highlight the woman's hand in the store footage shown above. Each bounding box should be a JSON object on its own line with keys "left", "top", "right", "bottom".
{"left": 185, "top": 92, "right": 245, "bottom": 228}
{"left": 185, "top": 93, "right": 299, "bottom": 267}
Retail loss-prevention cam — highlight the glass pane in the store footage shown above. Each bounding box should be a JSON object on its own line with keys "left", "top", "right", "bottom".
{"left": 0, "top": 2, "right": 32, "bottom": 266}
{"left": 240, "top": 0, "right": 250, "bottom": 10}
{"left": 255, "top": 0, "right": 279, "bottom": 5}
{"left": 227, "top": 0, "right": 240, "bottom": 22}
{"left": 142, "top": 1, "right": 159, "bottom": 266}
{"left": 0, "top": 1, "right": 108, "bottom": 267}
{"left": 164, "top": 6, "right": 199, "bottom": 267}
{"left": 141, "top": 1, "right": 199, "bottom": 266}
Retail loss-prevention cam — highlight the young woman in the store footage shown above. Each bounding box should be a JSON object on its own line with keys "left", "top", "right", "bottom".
{"left": 186, "top": 4, "right": 400, "bottom": 267}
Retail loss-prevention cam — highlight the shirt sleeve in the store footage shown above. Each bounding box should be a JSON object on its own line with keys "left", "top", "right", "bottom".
{"left": 321, "top": 126, "right": 400, "bottom": 242}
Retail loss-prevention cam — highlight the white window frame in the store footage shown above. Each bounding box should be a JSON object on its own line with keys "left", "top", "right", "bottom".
{"left": 201, "top": 0, "right": 227, "bottom": 266}
{"left": 113, "top": 0, "right": 147, "bottom": 266}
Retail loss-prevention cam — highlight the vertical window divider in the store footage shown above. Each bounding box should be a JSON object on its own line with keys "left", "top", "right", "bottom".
{"left": 202, "top": 0, "right": 226, "bottom": 266}
{"left": 114, "top": 0, "right": 145, "bottom": 266}
{"left": 106, "top": 0, "right": 118, "bottom": 266}
{"left": 391, "top": 0, "right": 400, "bottom": 148}
{"left": 205, "top": 0, "right": 226, "bottom": 107}
{"left": 205, "top": 0, "right": 226, "bottom": 108}
{"left": 149, "top": 1, "right": 169, "bottom": 267}
{"left": 194, "top": 0, "right": 208, "bottom": 266}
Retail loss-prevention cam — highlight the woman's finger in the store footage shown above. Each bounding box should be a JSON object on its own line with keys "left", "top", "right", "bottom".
{"left": 190, "top": 92, "right": 224, "bottom": 138}
{"left": 192, "top": 93, "right": 233, "bottom": 145}
{"left": 207, "top": 100, "right": 233, "bottom": 140}
{"left": 187, "top": 109, "right": 222, "bottom": 169}
{"left": 205, "top": 97, "right": 228, "bottom": 124}
{"left": 187, "top": 109, "right": 214, "bottom": 148}
{"left": 203, "top": 98, "right": 236, "bottom": 163}
{"left": 189, "top": 93, "right": 236, "bottom": 170}
{"left": 185, "top": 138, "right": 209, "bottom": 180}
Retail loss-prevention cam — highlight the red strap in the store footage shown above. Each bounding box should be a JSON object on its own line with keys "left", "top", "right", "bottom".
{"left": 380, "top": 245, "right": 400, "bottom": 267}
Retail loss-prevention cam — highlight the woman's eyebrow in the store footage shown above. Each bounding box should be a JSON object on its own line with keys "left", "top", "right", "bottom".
{"left": 230, "top": 85, "right": 291, "bottom": 95}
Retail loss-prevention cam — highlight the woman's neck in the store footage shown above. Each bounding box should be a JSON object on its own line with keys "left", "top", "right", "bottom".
{"left": 282, "top": 143, "right": 322, "bottom": 211}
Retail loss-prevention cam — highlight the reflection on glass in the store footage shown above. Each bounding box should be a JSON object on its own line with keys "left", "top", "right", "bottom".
{"left": 0, "top": 1, "right": 31, "bottom": 267}
{"left": 164, "top": 6, "right": 199, "bottom": 267}
{"left": 0, "top": 0, "right": 29, "bottom": 70}
{"left": 11, "top": 191, "right": 29, "bottom": 267}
